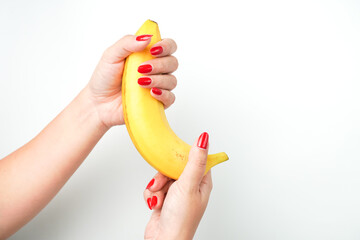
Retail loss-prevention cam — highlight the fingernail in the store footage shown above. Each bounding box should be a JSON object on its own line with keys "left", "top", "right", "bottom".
{"left": 146, "top": 178, "right": 155, "bottom": 189}
{"left": 136, "top": 34, "right": 153, "bottom": 41}
{"left": 150, "top": 46, "right": 163, "bottom": 55}
{"left": 197, "top": 132, "right": 209, "bottom": 149}
{"left": 151, "top": 87, "right": 162, "bottom": 95}
{"left": 151, "top": 196, "right": 158, "bottom": 208}
{"left": 138, "top": 77, "right": 152, "bottom": 86}
{"left": 147, "top": 198, "right": 152, "bottom": 210}
{"left": 138, "top": 64, "right": 152, "bottom": 73}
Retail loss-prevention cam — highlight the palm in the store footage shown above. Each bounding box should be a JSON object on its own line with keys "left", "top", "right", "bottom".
{"left": 144, "top": 182, "right": 187, "bottom": 239}
{"left": 144, "top": 183, "right": 175, "bottom": 239}
{"left": 88, "top": 58, "right": 126, "bottom": 127}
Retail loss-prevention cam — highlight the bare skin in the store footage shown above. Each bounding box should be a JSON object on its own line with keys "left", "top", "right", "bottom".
{"left": 0, "top": 35, "right": 178, "bottom": 239}
{"left": 0, "top": 35, "right": 214, "bottom": 240}
{"left": 144, "top": 136, "right": 213, "bottom": 240}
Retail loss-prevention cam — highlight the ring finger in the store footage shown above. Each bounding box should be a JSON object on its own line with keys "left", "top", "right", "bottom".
{"left": 138, "top": 74, "right": 177, "bottom": 90}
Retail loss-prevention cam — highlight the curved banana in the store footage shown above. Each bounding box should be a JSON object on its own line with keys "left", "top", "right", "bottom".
{"left": 122, "top": 20, "right": 228, "bottom": 179}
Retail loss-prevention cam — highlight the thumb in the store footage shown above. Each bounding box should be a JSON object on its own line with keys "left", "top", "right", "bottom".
{"left": 101, "top": 34, "right": 152, "bottom": 64}
{"left": 178, "top": 132, "right": 209, "bottom": 190}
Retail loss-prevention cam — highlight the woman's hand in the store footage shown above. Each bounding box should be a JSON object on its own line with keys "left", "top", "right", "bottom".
{"left": 143, "top": 132, "right": 212, "bottom": 240}
{"left": 0, "top": 34, "right": 178, "bottom": 239}
{"left": 87, "top": 35, "right": 178, "bottom": 129}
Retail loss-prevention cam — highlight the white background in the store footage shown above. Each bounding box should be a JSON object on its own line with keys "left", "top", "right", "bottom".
{"left": 1, "top": 0, "right": 360, "bottom": 239}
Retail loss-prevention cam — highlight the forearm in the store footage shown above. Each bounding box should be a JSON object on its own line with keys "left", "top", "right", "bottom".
{"left": 0, "top": 86, "right": 109, "bottom": 238}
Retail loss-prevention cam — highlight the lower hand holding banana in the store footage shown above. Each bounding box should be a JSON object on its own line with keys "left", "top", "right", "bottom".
{"left": 144, "top": 132, "right": 213, "bottom": 240}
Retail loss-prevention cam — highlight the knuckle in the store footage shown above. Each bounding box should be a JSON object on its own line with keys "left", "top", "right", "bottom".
{"left": 101, "top": 49, "right": 116, "bottom": 64}
{"left": 196, "top": 158, "right": 207, "bottom": 169}
{"left": 162, "top": 40, "right": 171, "bottom": 53}
{"left": 170, "top": 93, "right": 176, "bottom": 105}
{"left": 168, "top": 38, "right": 177, "bottom": 53}
{"left": 172, "top": 56, "right": 179, "bottom": 69}
{"left": 156, "top": 59, "right": 165, "bottom": 72}
{"left": 171, "top": 75, "right": 178, "bottom": 88}
{"left": 172, "top": 39, "right": 178, "bottom": 52}
{"left": 102, "top": 47, "right": 112, "bottom": 59}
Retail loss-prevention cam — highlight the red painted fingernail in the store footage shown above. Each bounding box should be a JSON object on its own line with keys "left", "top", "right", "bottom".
{"left": 146, "top": 178, "right": 155, "bottom": 189}
{"left": 138, "top": 77, "right": 152, "bottom": 86}
{"left": 150, "top": 46, "right": 163, "bottom": 55}
{"left": 147, "top": 198, "right": 152, "bottom": 210}
{"left": 197, "top": 132, "right": 209, "bottom": 149}
{"left": 151, "top": 87, "right": 162, "bottom": 95}
{"left": 151, "top": 196, "right": 158, "bottom": 208}
{"left": 138, "top": 64, "right": 152, "bottom": 73}
{"left": 136, "top": 34, "right": 153, "bottom": 41}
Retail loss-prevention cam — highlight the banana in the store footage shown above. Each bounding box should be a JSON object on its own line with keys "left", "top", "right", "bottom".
{"left": 122, "top": 20, "right": 228, "bottom": 179}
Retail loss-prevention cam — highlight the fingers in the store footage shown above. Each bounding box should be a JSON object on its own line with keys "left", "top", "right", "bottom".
{"left": 137, "top": 38, "right": 178, "bottom": 109}
{"left": 144, "top": 177, "right": 174, "bottom": 210}
{"left": 150, "top": 89, "right": 175, "bottom": 109}
{"left": 178, "top": 132, "right": 209, "bottom": 191}
{"left": 138, "top": 75, "right": 177, "bottom": 91}
{"left": 138, "top": 56, "right": 178, "bottom": 75}
{"left": 101, "top": 34, "right": 152, "bottom": 64}
{"left": 149, "top": 38, "right": 177, "bottom": 57}
{"left": 145, "top": 172, "right": 171, "bottom": 192}
{"left": 138, "top": 38, "right": 178, "bottom": 74}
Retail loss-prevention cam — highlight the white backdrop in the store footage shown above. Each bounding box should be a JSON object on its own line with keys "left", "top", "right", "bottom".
{"left": 1, "top": 0, "right": 360, "bottom": 239}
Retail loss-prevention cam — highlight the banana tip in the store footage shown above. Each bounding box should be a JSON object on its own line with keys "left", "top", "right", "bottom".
{"left": 223, "top": 152, "right": 229, "bottom": 161}
{"left": 148, "top": 19, "right": 158, "bottom": 24}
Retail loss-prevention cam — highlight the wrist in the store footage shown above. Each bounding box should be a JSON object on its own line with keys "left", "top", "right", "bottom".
{"left": 84, "top": 83, "right": 125, "bottom": 128}
{"left": 76, "top": 86, "right": 111, "bottom": 134}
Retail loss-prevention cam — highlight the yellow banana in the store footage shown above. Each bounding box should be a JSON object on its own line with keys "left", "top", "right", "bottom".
{"left": 122, "top": 20, "right": 228, "bottom": 179}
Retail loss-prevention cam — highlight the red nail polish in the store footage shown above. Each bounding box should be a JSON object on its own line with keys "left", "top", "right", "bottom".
{"left": 146, "top": 178, "right": 155, "bottom": 189}
{"left": 138, "top": 77, "right": 152, "bottom": 86}
{"left": 151, "top": 196, "right": 158, "bottom": 208}
{"left": 147, "top": 198, "right": 152, "bottom": 210}
{"left": 136, "top": 34, "right": 153, "bottom": 41}
{"left": 150, "top": 46, "right": 163, "bottom": 55}
{"left": 197, "top": 132, "right": 209, "bottom": 149}
{"left": 151, "top": 88, "right": 162, "bottom": 95}
{"left": 138, "top": 64, "right": 152, "bottom": 73}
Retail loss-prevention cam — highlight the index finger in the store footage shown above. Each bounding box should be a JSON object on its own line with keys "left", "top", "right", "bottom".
{"left": 146, "top": 172, "right": 171, "bottom": 192}
{"left": 150, "top": 38, "right": 177, "bottom": 57}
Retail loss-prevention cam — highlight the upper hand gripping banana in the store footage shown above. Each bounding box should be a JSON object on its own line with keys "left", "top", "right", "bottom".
{"left": 122, "top": 20, "right": 228, "bottom": 179}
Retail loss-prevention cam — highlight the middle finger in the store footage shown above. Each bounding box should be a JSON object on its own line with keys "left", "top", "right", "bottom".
{"left": 138, "top": 56, "right": 178, "bottom": 75}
